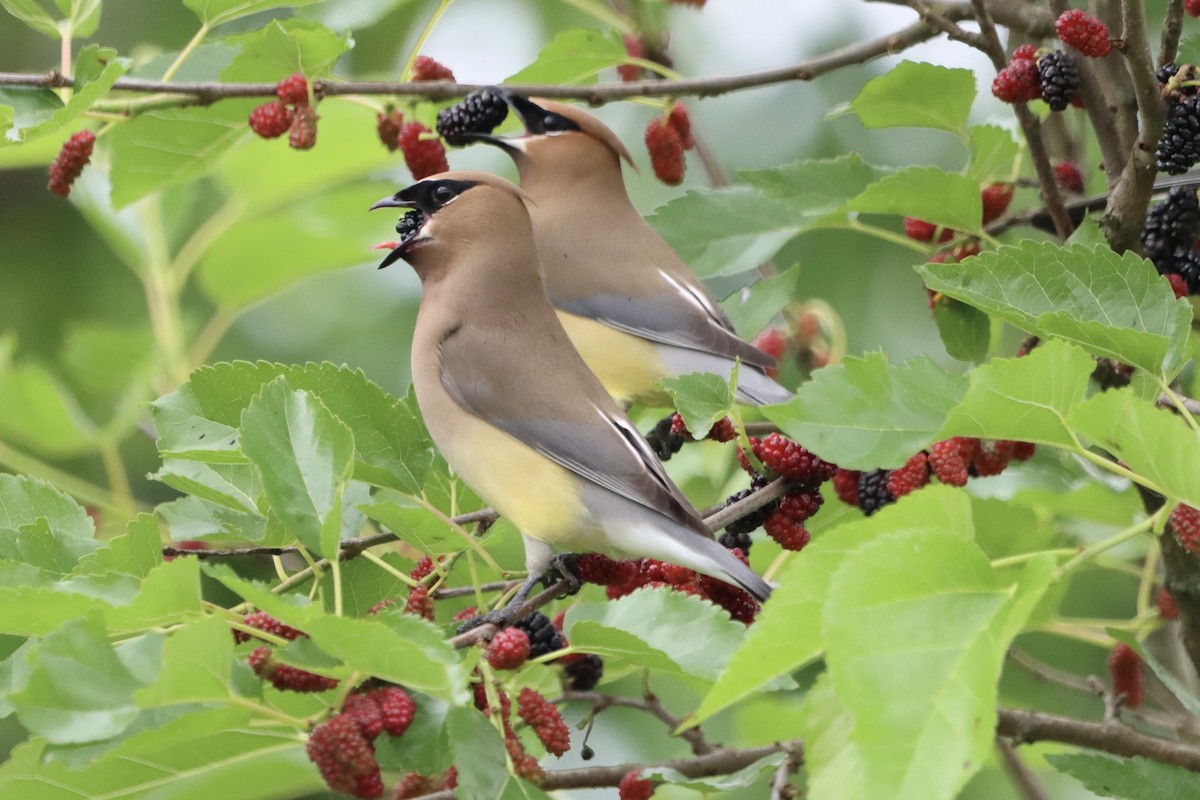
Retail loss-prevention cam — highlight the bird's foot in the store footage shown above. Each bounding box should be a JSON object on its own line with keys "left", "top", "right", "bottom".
{"left": 548, "top": 553, "right": 583, "bottom": 596}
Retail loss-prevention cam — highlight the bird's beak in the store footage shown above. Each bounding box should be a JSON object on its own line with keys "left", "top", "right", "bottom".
{"left": 370, "top": 194, "right": 415, "bottom": 212}
{"left": 376, "top": 242, "right": 409, "bottom": 270}
{"left": 460, "top": 131, "right": 521, "bottom": 153}
{"left": 506, "top": 93, "right": 546, "bottom": 132}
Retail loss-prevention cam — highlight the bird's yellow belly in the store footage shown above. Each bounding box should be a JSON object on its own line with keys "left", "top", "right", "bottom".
{"left": 428, "top": 406, "right": 584, "bottom": 544}
{"left": 556, "top": 311, "right": 668, "bottom": 405}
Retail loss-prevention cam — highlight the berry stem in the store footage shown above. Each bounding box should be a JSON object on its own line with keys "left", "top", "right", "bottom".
{"left": 331, "top": 556, "right": 344, "bottom": 618}
{"left": 360, "top": 551, "right": 423, "bottom": 589}
{"left": 624, "top": 56, "right": 685, "bottom": 82}
{"left": 97, "top": 439, "right": 135, "bottom": 522}
{"left": 832, "top": 218, "right": 934, "bottom": 255}
{"left": 989, "top": 549, "right": 1079, "bottom": 570}
{"left": 1155, "top": 380, "right": 1200, "bottom": 434}
{"left": 401, "top": 0, "right": 454, "bottom": 82}
{"left": 58, "top": 27, "right": 72, "bottom": 101}
{"left": 161, "top": 23, "right": 210, "bottom": 84}
{"left": 1053, "top": 512, "right": 1161, "bottom": 581}
{"left": 228, "top": 695, "right": 312, "bottom": 728}
{"left": 138, "top": 198, "right": 190, "bottom": 389}
{"left": 1135, "top": 541, "right": 1160, "bottom": 618}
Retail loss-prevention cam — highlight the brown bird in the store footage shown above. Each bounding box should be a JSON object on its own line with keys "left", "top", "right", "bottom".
{"left": 370, "top": 171, "right": 772, "bottom": 618}
{"left": 466, "top": 93, "right": 793, "bottom": 407}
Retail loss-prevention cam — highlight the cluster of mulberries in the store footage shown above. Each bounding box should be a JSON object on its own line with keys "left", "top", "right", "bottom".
{"left": 472, "top": 681, "right": 547, "bottom": 783}
{"left": 306, "top": 685, "right": 418, "bottom": 799}
{"left": 436, "top": 88, "right": 509, "bottom": 146}
{"left": 249, "top": 73, "right": 318, "bottom": 149}
{"left": 235, "top": 611, "right": 339, "bottom": 693}
{"left": 991, "top": 47, "right": 1081, "bottom": 110}
{"left": 1156, "top": 64, "right": 1200, "bottom": 174}
{"left": 375, "top": 108, "right": 450, "bottom": 178}
{"left": 367, "top": 555, "right": 442, "bottom": 621}
{"left": 1140, "top": 186, "right": 1200, "bottom": 297}
{"left": 908, "top": 182, "right": 1012, "bottom": 291}
{"left": 832, "top": 437, "right": 1036, "bottom": 515}
{"left": 576, "top": 550, "right": 761, "bottom": 624}
{"left": 645, "top": 102, "right": 694, "bottom": 185}
{"left": 670, "top": 413, "right": 736, "bottom": 443}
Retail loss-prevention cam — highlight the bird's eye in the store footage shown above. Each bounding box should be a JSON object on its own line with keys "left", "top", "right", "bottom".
{"left": 542, "top": 114, "right": 565, "bottom": 132}
{"left": 431, "top": 184, "right": 457, "bottom": 206}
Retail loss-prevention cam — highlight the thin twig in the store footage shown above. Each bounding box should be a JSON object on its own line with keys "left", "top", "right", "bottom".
{"left": 556, "top": 690, "right": 715, "bottom": 755}
{"left": 998, "top": 706, "right": 1200, "bottom": 770}
{"left": 996, "top": 737, "right": 1052, "bottom": 800}
{"left": 969, "top": 0, "right": 1074, "bottom": 239}
{"left": 1159, "top": 0, "right": 1186, "bottom": 69}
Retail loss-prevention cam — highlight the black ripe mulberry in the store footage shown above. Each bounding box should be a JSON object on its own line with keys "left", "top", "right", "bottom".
{"left": 514, "top": 612, "right": 566, "bottom": 660}
{"left": 562, "top": 653, "right": 604, "bottom": 691}
{"left": 857, "top": 469, "right": 896, "bottom": 516}
{"left": 1157, "top": 95, "right": 1200, "bottom": 175}
{"left": 1037, "top": 51, "right": 1080, "bottom": 111}
{"left": 436, "top": 89, "right": 509, "bottom": 147}
{"left": 1141, "top": 187, "right": 1200, "bottom": 273}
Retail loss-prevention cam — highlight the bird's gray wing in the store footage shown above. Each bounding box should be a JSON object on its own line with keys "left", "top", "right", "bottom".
{"left": 438, "top": 319, "right": 714, "bottom": 538}
{"left": 555, "top": 279, "right": 777, "bottom": 371}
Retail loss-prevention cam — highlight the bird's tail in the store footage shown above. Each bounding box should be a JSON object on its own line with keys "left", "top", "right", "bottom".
{"left": 694, "top": 536, "right": 773, "bottom": 602}
{"left": 735, "top": 367, "right": 794, "bottom": 407}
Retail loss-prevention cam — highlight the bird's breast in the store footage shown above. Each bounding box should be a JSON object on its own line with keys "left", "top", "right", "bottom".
{"left": 555, "top": 311, "right": 667, "bottom": 405}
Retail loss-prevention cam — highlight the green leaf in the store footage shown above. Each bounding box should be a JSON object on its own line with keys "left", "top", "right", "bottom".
{"left": 151, "top": 383, "right": 244, "bottom": 464}
{"left": 221, "top": 18, "right": 350, "bottom": 81}
{"left": 108, "top": 101, "right": 254, "bottom": 209}
{"left": 940, "top": 339, "right": 1094, "bottom": 447}
{"left": 849, "top": 62, "right": 975, "bottom": 138}
{"left": 7, "top": 48, "right": 124, "bottom": 146}
{"left": 844, "top": 167, "right": 983, "bottom": 234}
{"left": 643, "top": 753, "right": 787, "bottom": 790}
{"left": 178, "top": 361, "right": 432, "bottom": 493}
{"left": 359, "top": 499, "right": 477, "bottom": 555}
{"left": 1069, "top": 389, "right": 1200, "bottom": 508}
{"left": 151, "top": 460, "right": 261, "bottom": 513}
{"left": 918, "top": 242, "right": 1192, "bottom": 378}
{"left": 0, "top": 473, "right": 95, "bottom": 545}
{"left": 183, "top": 0, "right": 322, "bottom": 27}
{"left": 0, "top": 0, "right": 59, "bottom": 37}
{"left": 73, "top": 513, "right": 161, "bottom": 579}
{"left": 446, "top": 705, "right": 508, "bottom": 798}
{"left": 564, "top": 588, "right": 747, "bottom": 686}
{"left": 0, "top": 86, "right": 62, "bottom": 144}
{"left": 822, "top": 531, "right": 1053, "bottom": 800}
{"left": 659, "top": 370, "right": 735, "bottom": 439}
{"left": 60, "top": 0, "right": 101, "bottom": 37}
{"left": 239, "top": 377, "right": 354, "bottom": 558}
{"left": 741, "top": 154, "right": 892, "bottom": 216}
{"left": 694, "top": 487, "right": 973, "bottom": 726}
{"left": 649, "top": 186, "right": 805, "bottom": 278}
{"left": 206, "top": 565, "right": 466, "bottom": 702}
{"left": 932, "top": 297, "right": 989, "bottom": 363}
{"left": 10, "top": 615, "right": 148, "bottom": 744}
{"left": 198, "top": 181, "right": 396, "bottom": 310}
{"left": 506, "top": 28, "right": 626, "bottom": 84}
{"left": 6, "top": 518, "right": 93, "bottom": 576}
{"left": 966, "top": 124, "right": 1019, "bottom": 183}
{"left": 720, "top": 265, "right": 803, "bottom": 338}
{"left": 801, "top": 673, "right": 865, "bottom": 800}
{"left": 0, "top": 361, "right": 99, "bottom": 456}
{"left": 1046, "top": 754, "right": 1200, "bottom": 800}
{"left": 763, "top": 352, "right": 968, "bottom": 469}
{"left": 60, "top": 322, "right": 154, "bottom": 402}
{"left": 0, "top": 714, "right": 322, "bottom": 799}
{"left": 134, "top": 615, "right": 233, "bottom": 706}
{"left": 374, "top": 693, "right": 450, "bottom": 773}
{"left": 156, "top": 496, "right": 268, "bottom": 543}
{"left": 103, "top": 556, "right": 204, "bottom": 632}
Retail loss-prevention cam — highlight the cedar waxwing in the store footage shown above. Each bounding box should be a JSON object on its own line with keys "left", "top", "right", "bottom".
{"left": 466, "top": 94, "right": 794, "bottom": 407}
{"left": 370, "top": 171, "right": 773, "bottom": 614}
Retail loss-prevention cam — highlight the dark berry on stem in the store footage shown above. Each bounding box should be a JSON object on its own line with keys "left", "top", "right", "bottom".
{"left": 645, "top": 116, "right": 685, "bottom": 185}
{"left": 562, "top": 653, "right": 605, "bottom": 691}
{"left": 1054, "top": 161, "right": 1084, "bottom": 194}
{"left": 436, "top": 89, "right": 509, "bottom": 146}
{"left": 1141, "top": 187, "right": 1200, "bottom": 273}
{"left": 288, "top": 105, "right": 318, "bottom": 150}
{"left": 619, "top": 35, "right": 646, "bottom": 81}
{"left": 306, "top": 714, "right": 383, "bottom": 799}
{"left": 398, "top": 121, "right": 449, "bottom": 179}
{"left": 857, "top": 469, "right": 895, "bottom": 516}
{"left": 515, "top": 612, "right": 567, "bottom": 660}
{"left": 411, "top": 55, "right": 455, "bottom": 82}
{"left": 991, "top": 59, "right": 1042, "bottom": 103}
{"left": 1037, "top": 51, "right": 1080, "bottom": 111}
{"left": 1107, "top": 643, "right": 1144, "bottom": 707}
{"left": 1156, "top": 96, "right": 1200, "bottom": 174}
{"left": 980, "top": 183, "right": 1014, "bottom": 225}
{"left": 832, "top": 468, "right": 861, "bottom": 506}
{"left": 376, "top": 108, "right": 403, "bottom": 151}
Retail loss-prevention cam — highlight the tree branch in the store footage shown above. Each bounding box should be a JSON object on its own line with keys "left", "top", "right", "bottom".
{"left": 969, "top": 0, "right": 1074, "bottom": 239}
{"left": 997, "top": 707, "right": 1200, "bottom": 771}
{"left": 1100, "top": 0, "right": 1168, "bottom": 252}
{"left": 0, "top": 20, "right": 950, "bottom": 111}
{"left": 996, "top": 737, "right": 1051, "bottom": 800}
{"left": 1159, "top": 0, "right": 1185, "bottom": 69}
